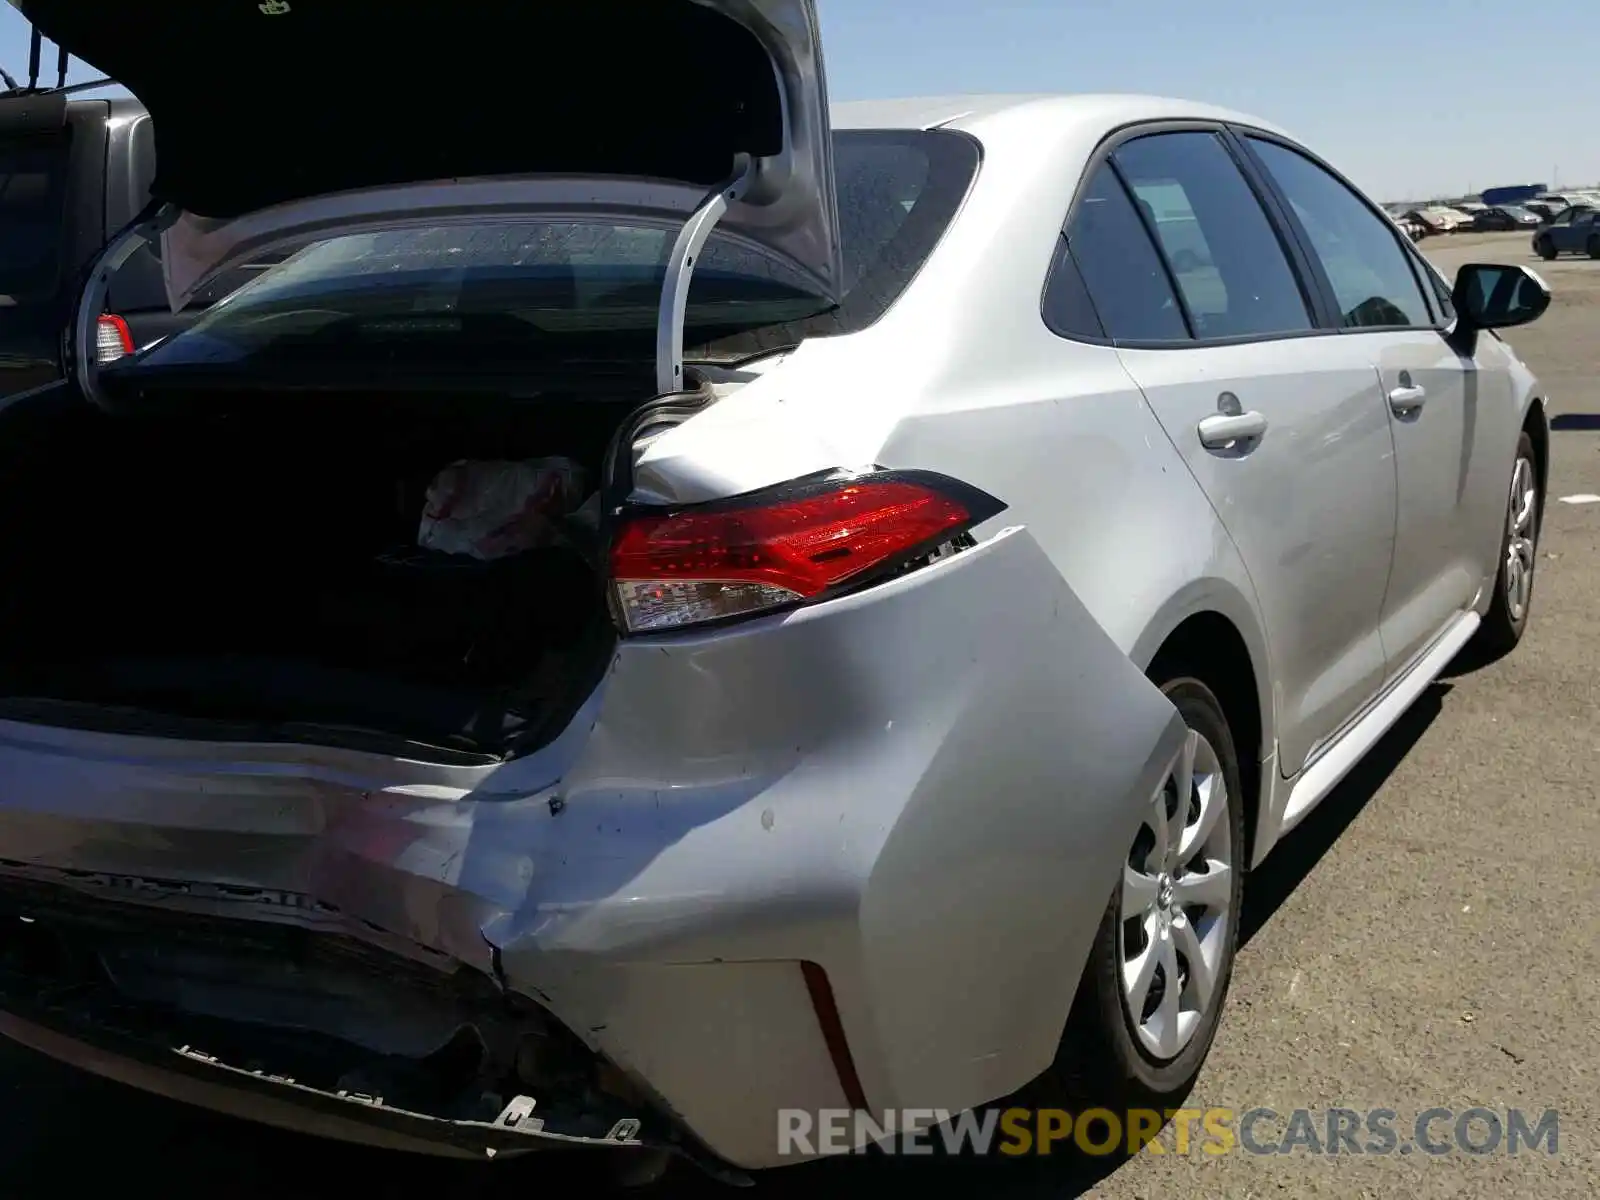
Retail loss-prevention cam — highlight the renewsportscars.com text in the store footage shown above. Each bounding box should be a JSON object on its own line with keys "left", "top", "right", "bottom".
{"left": 777, "top": 1106, "right": 1560, "bottom": 1158}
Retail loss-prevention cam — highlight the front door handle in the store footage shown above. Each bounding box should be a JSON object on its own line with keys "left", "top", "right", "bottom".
{"left": 1388, "top": 384, "right": 1427, "bottom": 414}
{"left": 1197, "top": 410, "right": 1268, "bottom": 449}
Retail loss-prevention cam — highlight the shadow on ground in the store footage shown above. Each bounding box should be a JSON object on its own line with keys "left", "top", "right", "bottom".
{"left": 1239, "top": 681, "right": 1446, "bottom": 947}
{"left": 1549, "top": 413, "right": 1600, "bottom": 431}
{"left": 0, "top": 688, "right": 1452, "bottom": 1200}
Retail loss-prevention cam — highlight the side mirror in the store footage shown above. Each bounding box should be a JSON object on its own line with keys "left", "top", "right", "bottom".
{"left": 1452, "top": 263, "right": 1551, "bottom": 331}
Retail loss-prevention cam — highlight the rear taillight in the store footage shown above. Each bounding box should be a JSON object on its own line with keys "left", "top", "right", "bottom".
{"left": 608, "top": 469, "right": 1006, "bottom": 634}
{"left": 95, "top": 314, "right": 134, "bottom": 365}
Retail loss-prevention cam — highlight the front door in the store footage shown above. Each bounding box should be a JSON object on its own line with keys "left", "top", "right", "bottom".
{"left": 1239, "top": 134, "right": 1503, "bottom": 676}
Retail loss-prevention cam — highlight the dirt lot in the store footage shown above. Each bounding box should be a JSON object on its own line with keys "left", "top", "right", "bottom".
{"left": 0, "top": 232, "right": 1594, "bottom": 1198}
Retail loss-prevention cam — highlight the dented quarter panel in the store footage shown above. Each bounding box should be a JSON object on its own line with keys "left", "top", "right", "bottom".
{"left": 0, "top": 525, "right": 1183, "bottom": 1168}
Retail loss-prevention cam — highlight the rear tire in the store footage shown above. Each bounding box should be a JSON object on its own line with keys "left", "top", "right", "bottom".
{"left": 1472, "top": 431, "right": 1540, "bottom": 658}
{"left": 1026, "top": 676, "right": 1245, "bottom": 1110}
{"left": 1535, "top": 235, "right": 1557, "bottom": 261}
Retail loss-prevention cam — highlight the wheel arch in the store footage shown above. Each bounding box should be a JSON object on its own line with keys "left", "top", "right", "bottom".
{"left": 1524, "top": 396, "right": 1550, "bottom": 534}
{"left": 1130, "top": 589, "right": 1273, "bottom": 868}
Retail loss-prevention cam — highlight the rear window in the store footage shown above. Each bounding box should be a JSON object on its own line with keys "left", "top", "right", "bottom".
{"left": 0, "top": 134, "right": 69, "bottom": 302}
{"left": 131, "top": 129, "right": 981, "bottom": 372}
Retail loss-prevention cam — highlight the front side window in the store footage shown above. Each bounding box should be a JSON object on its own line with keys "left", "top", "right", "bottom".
{"left": 132, "top": 130, "right": 980, "bottom": 373}
{"left": 1248, "top": 138, "right": 1435, "bottom": 330}
{"left": 1111, "top": 131, "right": 1313, "bottom": 340}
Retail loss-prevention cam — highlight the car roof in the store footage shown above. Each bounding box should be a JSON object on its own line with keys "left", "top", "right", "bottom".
{"left": 830, "top": 92, "right": 1293, "bottom": 140}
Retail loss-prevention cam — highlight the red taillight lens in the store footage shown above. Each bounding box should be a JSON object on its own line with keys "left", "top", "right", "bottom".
{"left": 95, "top": 314, "right": 134, "bottom": 364}
{"left": 608, "top": 470, "right": 1005, "bottom": 634}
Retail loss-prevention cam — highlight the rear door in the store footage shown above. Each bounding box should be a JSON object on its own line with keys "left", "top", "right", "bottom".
{"left": 1078, "top": 128, "right": 1399, "bottom": 776}
{"left": 1238, "top": 133, "right": 1509, "bottom": 677}
{"left": 0, "top": 95, "right": 104, "bottom": 398}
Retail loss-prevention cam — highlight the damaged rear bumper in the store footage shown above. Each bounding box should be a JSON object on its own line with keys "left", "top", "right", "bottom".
{"left": 0, "top": 527, "right": 1186, "bottom": 1170}
{"left": 0, "top": 878, "right": 694, "bottom": 1167}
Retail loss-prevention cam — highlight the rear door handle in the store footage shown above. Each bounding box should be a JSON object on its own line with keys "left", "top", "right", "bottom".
{"left": 1197, "top": 410, "right": 1268, "bottom": 449}
{"left": 1388, "top": 384, "right": 1427, "bottom": 414}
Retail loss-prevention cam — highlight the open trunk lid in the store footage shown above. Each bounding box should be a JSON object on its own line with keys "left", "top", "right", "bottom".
{"left": 13, "top": 0, "right": 842, "bottom": 314}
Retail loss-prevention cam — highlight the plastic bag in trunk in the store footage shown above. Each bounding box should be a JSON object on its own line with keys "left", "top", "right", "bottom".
{"left": 417, "top": 458, "right": 588, "bottom": 560}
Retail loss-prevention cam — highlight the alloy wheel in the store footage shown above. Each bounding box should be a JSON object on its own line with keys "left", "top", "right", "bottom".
{"left": 1117, "top": 727, "right": 1235, "bottom": 1061}
{"left": 1505, "top": 454, "right": 1539, "bottom": 623}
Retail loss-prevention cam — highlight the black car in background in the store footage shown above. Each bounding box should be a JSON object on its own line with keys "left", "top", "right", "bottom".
{"left": 0, "top": 90, "right": 268, "bottom": 401}
{"left": 1471, "top": 205, "right": 1541, "bottom": 232}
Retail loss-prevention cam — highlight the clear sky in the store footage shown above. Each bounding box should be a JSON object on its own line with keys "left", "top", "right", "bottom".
{"left": 0, "top": 0, "right": 1590, "bottom": 204}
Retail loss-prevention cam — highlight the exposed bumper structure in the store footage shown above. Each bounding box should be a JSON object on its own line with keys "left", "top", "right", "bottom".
{"left": 0, "top": 527, "right": 1185, "bottom": 1171}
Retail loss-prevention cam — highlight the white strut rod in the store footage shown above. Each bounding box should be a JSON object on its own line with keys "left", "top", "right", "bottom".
{"left": 655, "top": 155, "right": 756, "bottom": 397}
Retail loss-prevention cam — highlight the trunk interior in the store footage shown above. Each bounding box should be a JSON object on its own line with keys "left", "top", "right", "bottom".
{"left": 0, "top": 383, "right": 639, "bottom": 761}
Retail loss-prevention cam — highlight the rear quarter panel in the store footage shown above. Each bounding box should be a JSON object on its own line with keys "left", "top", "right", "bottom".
{"left": 635, "top": 98, "right": 1280, "bottom": 847}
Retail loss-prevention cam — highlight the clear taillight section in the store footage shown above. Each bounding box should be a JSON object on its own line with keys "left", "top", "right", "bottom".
{"left": 95, "top": 314, "right": 134, "bottom": 365}
{"left": 608, "top": 469, "right": 1006, "bottom": 634}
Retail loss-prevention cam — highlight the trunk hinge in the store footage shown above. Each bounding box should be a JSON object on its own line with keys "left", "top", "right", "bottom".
{"left": 654, "top": 154, "right": 756, "bottom": 397}
{"left": 71, "top": 202, "right": 179, "bottom": 410}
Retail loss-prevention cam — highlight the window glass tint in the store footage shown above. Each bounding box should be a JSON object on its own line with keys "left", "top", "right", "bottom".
{"left": 1112, "top": 132, "right": 1312, "bottom": 339}
{"left": 1057, "top": 164, "right": 1188, "bottom": 343}
{"left": 0, "top": 136, "right": 67, "bottom": 302}
{"left": 1247, "top": 137, "right": 1432, "bottom": 329}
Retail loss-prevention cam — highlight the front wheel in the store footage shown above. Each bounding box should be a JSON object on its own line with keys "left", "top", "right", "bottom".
{"left": 1588, "top": 236, "right": 1600, "bottom": 260}
{"left": 1027, "top": 676, "right": 1245, "bottom": 1109}
{"left": 1472, "top": 431, "right": 1540, "bottom": 659}
{"left": 1535, "top": 235, "right": 1557, "bottom": 261}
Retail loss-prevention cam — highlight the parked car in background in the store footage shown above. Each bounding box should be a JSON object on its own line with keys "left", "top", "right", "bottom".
{"left": 1525, "top": 201, "right": 1562, "bottom": 222}
{"left": 0, "top": 90, "right": 273, "bottom": 400}
{"left": 1532, "top": 205, "right": 1600, "bottom": 258}
{"left": 1472, "top": 205, "right": 1541, "bottom": 232}
{"left": 0, "top": 0, "right": 1556, "bottom": 1182}
{"left": 1405, "top": 206, "right": 1470, "bottom": 234}
{"left": 1390, "top": 211, "right": 1427, "bottom": 241}
{"left": 1536, "top": 191, "right": 1600, "bottom": 212}
{"left": 1402, "top": 208, "right": 1445, "bottom": 235}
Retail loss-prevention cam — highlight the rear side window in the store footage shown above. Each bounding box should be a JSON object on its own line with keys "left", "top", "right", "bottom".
{"left": 1048, "top": 163, "right": 1188, "bottom": 343}
{"left": 1245, "top": 137, "right": 1433, "bottom": 330}
{"left": 1111, "top": 131, "right": 1313, "bottom": 340}
{"left": 0, "top": 134, "right": 68, "bottom": 302}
